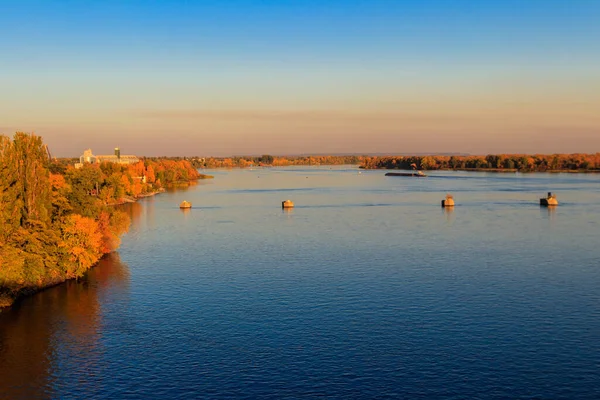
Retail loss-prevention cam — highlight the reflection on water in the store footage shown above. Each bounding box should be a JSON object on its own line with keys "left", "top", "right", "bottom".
{"left": 442, "top": 206, "right": 455, "bottom": 223}
{"left": 0, "top": 253, "right": 130, "bottom": 399}
{"left": 118, "top": 201, "right": 144, "bottom": 231}
{"left": 540, "top": 205, "right": 558, "bottom": 220}
{"left": 165, "top": 181, "right": 198, "bottom": 193}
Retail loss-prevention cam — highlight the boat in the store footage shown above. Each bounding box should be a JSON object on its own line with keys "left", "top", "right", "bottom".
{"left": 385, "top": 170, "right": 427, "bottom": 177}
{"left": 540, "top": 192, "right": 558, "bottom": 206}
{"left": 441, "top": 194, "right": 455, "bottom": 207}
{"left": 180, "top": 200, "right": 192, "bottom": 209}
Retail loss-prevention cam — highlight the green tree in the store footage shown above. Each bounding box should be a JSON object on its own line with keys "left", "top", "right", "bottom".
{"left": 65, "top": 165, "right": 104, "bottom": 217}
{"left": 0, "top": 133, "right": 53, "bottom": 242}
{"left": 11, "top": 133, "right": 52, "bottom": 226}
{"left": 0, "top": 135, "right": 23, "bottom": 243}
{"left": 260, "top": 154, "right": 274, "bottom": 164}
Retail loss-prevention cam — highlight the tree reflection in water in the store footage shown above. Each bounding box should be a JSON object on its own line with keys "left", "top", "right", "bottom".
{"left": 0, "top": 253, "right": 130, "bottom": 399}
{"left": 118, "top": 201, "right": 144, "bottom": 231}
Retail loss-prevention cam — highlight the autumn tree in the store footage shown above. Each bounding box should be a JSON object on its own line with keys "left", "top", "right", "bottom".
{"left": 0, "top": 135, "right": 22, "bottom": 243}
{"left": 65, "top": 164, "right": 104, "bottom": 217}
{"left": 12, "top": 133, "right": 52, "bottom": 225}
{"left": 0, "top": 133, "right": 52, "bottom": 230}
{"left": 59, "top": 215, "right": 103, "bottom": 279}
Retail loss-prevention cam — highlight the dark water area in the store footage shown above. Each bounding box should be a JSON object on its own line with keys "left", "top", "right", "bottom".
{"left": 1, "top": 167, "right": 600, "bottom": 399}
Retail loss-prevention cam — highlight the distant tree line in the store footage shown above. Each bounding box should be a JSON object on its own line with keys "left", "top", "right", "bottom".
{"left": 190, "top": 154, "right": 365, "bottom": 168}
{"left": 145, "top": 153, "right": 600, "bottom": 172}
{"left": 361, "top": 154, "right": 600, "bottom": 172}
{"left": 0, "top": 133, "right": 207, "bottom": 307}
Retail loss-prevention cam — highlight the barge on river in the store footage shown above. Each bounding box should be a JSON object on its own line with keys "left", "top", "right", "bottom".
{"left": 385, "top": 171, "right": 427, "bottom": 177}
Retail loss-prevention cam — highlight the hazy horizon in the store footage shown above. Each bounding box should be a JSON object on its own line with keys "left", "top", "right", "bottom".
{"left": 1, "top": 1, "right": 599, "bottom": 157}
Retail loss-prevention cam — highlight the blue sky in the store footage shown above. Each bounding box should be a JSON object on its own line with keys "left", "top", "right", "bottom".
{"left": 1, "top": 0, "right": 599, "bottom": 156}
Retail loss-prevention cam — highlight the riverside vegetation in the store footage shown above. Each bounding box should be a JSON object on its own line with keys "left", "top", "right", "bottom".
{"left": 192, "top": 155, "right": 365, "bottom": 168}
{"left": 361, "top": 154, "right": 600, "bottom": 172}
{"left": 0, "top": 132, "right": 210, "bottom": 308}
{"left": 186, "top": 153, "right": 600, "bottom": 172}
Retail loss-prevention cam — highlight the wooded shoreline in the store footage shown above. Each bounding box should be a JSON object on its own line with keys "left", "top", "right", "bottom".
{"left": 360, "top": 154, "right": 600, "bottom": 172}
{"left": 393, "top": 168, "right": 600, "bottom": 174}
{"left": 0, "top": 181, "right": 200, "bottom": 310}
{"left": 0, "top": 179, "right": 205, "bottom": 310}
{"left": 178, "top": 153, "right": 600, "bottom": 172}
{"left": 0, "top": 133, "right": 208, "bottom": 310}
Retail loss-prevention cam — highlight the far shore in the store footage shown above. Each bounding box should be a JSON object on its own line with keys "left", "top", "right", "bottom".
{"left": 361, "top": 167, "right": 600, "bottom": 174}
{"left": 439, "top": 168, "right": 600, "bottom": 174}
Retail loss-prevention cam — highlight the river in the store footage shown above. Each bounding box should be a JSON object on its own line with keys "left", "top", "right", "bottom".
{"left": 1, "top": 166, "right": 600, "bottom": 399}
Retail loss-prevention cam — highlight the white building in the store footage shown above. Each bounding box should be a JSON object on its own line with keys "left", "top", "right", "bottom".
{"left": 75, "top": 148, "right": 139, "bottom": 168}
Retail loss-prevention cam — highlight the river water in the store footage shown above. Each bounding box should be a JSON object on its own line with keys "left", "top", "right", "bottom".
{"left": 1, "top": 166, "right": 600, "bottom": 399}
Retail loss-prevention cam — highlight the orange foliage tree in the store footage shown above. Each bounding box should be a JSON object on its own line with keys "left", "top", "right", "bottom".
{"left": 59, "top": 215, "right": 103, "bottom": 279}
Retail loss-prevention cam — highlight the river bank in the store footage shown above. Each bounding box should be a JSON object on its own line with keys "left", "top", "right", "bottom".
{"left": 361, "top": 154, "right": 600, "bottom": 172}
{"left": 108, "top": 188, "right": 166, "bottom": 206}
{"left": 0, "top": 176, "right": 210, "bottom": 311}
{"left": 441, "top": 168, "right": 600, "bottom": 173}
{"left": 364, "top": 167, "right": 600, "bottom": 174}
{"left": 106, "top": 172, "right": 213, "bottom": 206}
{"left": 0, "top": 258, "right": 105, "bottom": 310}
{"left": 1, "top": 134, "right": 216, "bottom": 312}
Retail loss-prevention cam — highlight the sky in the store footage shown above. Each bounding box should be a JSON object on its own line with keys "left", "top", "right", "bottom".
{"left": 1, "top": 0, "right": 599, "bottom": 157}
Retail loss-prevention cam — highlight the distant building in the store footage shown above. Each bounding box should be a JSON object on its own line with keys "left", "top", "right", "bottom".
{"left": 75, "top": 147, "right": 139, "bottom": 168}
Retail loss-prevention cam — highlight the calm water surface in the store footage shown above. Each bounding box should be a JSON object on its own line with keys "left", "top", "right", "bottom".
{"left": 1, "top": 167, "right": 600, "bottom": 399}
